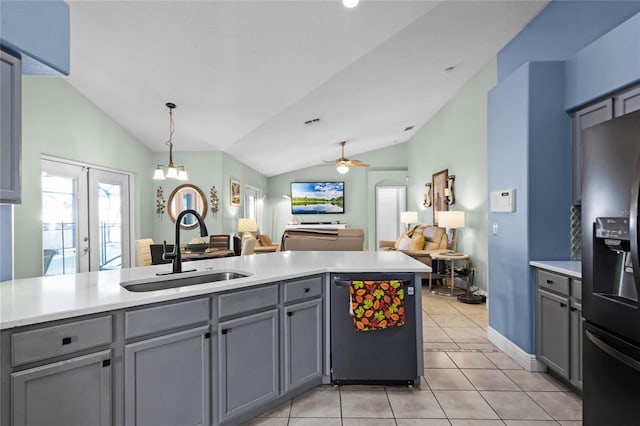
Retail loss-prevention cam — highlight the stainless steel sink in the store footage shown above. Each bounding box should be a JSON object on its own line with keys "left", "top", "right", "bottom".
{"left": 121, "top": 271, "right": 249, "bottom": 292}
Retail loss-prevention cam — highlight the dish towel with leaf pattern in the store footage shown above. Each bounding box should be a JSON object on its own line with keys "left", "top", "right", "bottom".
{"left": 349, "top": 280, "right": 405, "bottom": 331}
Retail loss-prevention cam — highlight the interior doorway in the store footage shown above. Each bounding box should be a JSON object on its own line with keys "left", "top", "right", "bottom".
{"left": 375, "top": 186, "right": 406, "bottom": 248}
{"left": 41, "top": 158, "right": 131, "bottom": 275}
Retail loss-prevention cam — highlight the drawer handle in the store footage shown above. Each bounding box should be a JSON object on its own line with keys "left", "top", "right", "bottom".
{"left": 204, "top": 332, "right": 211, "bottom": 339}
{"left": 221, "top": 329, "right": 228, "bottom": 335}
{"left": 62, "top": 337, "right": 72, "bottom": 345}
{"left": 560, "top": 302, "right": 567, "bottom": 308}
{"left": 287, "top": 312, "right": 294, "bottom": 317}
{"left": 570, "top": 307, "right": 577, "bottom": 312}
{"left": 546, "top": 280, "right": 554, "bottom": 285}
{"left": 304, "top": 288, "right": 310, "bottom": 293}
{"left": 102, "top": 359, "right": 111, "bottom": 367}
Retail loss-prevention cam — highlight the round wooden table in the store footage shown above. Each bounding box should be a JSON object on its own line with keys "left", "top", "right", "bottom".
{"left": 429, "top": 252, "right": 470, "bottom": 296}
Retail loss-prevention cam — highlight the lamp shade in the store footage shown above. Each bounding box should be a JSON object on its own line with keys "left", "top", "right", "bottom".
{"left": 400, "top": 211, "right": 418, "bottom": 224}
{"left": 438, "top": 211, "right": 465, "bottom": 229}
{"left": 237, "top": 218, "right": 258, "bottom": 233}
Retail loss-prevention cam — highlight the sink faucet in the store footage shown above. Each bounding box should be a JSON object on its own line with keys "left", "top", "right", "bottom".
{"left": 162, "top": 209, "right": 209, "bottom": 274}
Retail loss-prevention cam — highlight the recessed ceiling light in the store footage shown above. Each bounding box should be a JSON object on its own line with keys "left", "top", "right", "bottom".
{"left": 343, "top": 0, "right": 359, "bottom": 8}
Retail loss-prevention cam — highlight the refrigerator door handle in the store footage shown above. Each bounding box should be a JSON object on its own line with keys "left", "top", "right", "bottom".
{"left": 586, "top": 329, "right": 640, "bottom": 372}
{"left": 630, "top": 155, "right": 640, "bottom": 287}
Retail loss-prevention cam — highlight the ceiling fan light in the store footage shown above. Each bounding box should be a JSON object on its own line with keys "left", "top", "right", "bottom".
{"left": 336, "top": 165, "right": 350, "bottom": 174}
{"left": 153, "top": 166, "right": 166, "bottom": 180}
{"left": 177, "top": 166, "right": 189, "bottom": 181}
{"left": 343, "top": 0, "right": 359, "bottom": 8}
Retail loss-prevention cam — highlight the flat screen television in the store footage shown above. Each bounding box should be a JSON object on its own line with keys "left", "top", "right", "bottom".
{"left": 290, "top": 181, "right": 344, "bottom": 214}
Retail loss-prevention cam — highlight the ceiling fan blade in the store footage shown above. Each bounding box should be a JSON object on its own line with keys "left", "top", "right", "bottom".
{"left": 351, "top": 162, "right": 370, "bottom": 168}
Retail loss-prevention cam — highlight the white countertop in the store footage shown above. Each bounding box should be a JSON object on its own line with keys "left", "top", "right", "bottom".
{"left": 529, "top": 260, "right": 582, "bottom": 279}
{"left": 0, "top": 251, "right": 429, "bottom": 330}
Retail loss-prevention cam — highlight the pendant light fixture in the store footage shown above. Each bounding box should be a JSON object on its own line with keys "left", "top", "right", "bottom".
{"left": 153, "top": 102, "right": 188, "bottom": 181}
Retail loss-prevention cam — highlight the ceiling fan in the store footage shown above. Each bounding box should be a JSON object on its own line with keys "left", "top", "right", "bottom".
{"left": 325, "top": 141, "right": 370, "bottom": 174}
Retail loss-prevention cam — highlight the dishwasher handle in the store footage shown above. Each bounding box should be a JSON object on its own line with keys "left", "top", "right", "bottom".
{"left": 334, "top": 280, "right": 352, "bottom": 288}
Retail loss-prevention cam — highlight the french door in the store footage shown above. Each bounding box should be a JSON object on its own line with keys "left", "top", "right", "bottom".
{"left": 41, "top": 159, "right": 131, "bottom": 275}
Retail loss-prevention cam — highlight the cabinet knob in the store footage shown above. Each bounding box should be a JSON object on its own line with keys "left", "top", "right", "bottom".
{"left": 204, "top": 332, "right": 211, "bottom": 339}
{"left": 221, "top": 329, "right": 228, "bottom": 335}
{"left": 62, "top": 337, "right": 72, "bottom": 345}
{"left": 304, "top": 288, "right": 310, "bottom": 293}
{"left": 560, "top": 302, "right": 567, "bottom": 308}
{"left": 546, "top": 280, "right": 554, "bottom": 285}
{"left": 570, "top": 307, "right": 577, "bottom": 312}
{"left": 102, "top": 359, "right": 111, "bottom": 367}
{"left": 287, "top": 312, "right": 294, "bottom": 317}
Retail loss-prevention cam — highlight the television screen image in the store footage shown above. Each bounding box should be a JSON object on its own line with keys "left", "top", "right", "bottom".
{"left": 291, "top": 182, "right": 344, "bottom": 214}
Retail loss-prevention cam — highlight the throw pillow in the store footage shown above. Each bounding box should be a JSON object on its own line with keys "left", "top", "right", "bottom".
{"left": 396, "top": 235, "right": 412, "bottom": 250}
{"left": 394, "top": 232, "right": 409, "bottom": 249}
{"left": 409, "top": 233, "right": 425, "bottom": 251}
{"left": 259, "top": 234, "right": 273, "bottom": 247}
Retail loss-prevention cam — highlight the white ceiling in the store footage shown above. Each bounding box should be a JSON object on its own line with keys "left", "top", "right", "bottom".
{"left": 65, "top": 0, "right": 548, "bottom": 177}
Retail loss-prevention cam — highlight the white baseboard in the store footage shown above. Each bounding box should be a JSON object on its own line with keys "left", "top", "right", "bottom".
{"left": 487, "top": 326, "right": 546, "bottom": 372}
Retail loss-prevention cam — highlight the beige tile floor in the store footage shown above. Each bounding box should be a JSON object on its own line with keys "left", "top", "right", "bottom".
{"left": 243, "top": 289, "right": 582, "bottom": 426}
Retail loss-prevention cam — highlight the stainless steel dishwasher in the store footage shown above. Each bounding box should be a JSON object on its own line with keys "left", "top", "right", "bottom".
{"left": 330, "top": 273, "right": 419, "bottom": 385}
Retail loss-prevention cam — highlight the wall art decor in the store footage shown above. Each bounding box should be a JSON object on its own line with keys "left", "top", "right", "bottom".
{"left": 230, "top": 179, "right": 241, "bottom": 207}
{"left": 210, "top": 185, "right": 219, "bottom": 217}
{"left": 156, "top": 187, "right": 166, "bottom": 218}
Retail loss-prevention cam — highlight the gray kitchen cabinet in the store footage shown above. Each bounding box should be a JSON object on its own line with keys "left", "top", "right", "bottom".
{"left": 536, "top": 288, "right": 570, "bottom": 378}
{"left": 218, "top": 309, "right": 279, "bottom": 423}
{"left": 11, "top": 349, "right": 112, "bottom": 426}
{"left": 614, "top": 84, "right": 640, "bottom": 117}
{"left": 535, "top": 269, "right": 582, "bottom": 390}
{"left": 570, "top": 299, "right": 583, "bottom": 389}
{"left": 572, "top": 98, "right": 613, "bottom": 204}
{"left": 124, "top": 325, "right": 210, "bottom": 426}
{"left": 283, "top": 298, "right": 322, "bottom": 392}
{"left": 0, "top": 48, "right": 22, "bottom": 204}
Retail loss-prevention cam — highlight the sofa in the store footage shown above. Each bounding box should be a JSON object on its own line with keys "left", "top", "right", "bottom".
{"left": 281, "top": 228, "right": 364, "bottom": 251}
{"left": 379, "top": 224, "right": 451, "bottom": 267}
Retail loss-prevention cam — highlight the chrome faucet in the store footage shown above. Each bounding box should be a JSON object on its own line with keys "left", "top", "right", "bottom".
{"left": 161, "top": 209, "right": 209, "bottom": 274}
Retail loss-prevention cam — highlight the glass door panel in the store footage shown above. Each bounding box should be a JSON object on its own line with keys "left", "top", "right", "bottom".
{"left": 89, "top": 169, "right": 130, "bottom": 271}
{"left": 41, "top": 160, "right": 88, "bottom": 275}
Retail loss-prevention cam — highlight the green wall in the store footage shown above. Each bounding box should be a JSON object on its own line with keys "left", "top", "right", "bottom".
{"left": 407, "top": 58, "right": 496, "bottom": 290}
{"left": 151, "top": 151, "right": 268, "bottom": 244}
{"left": 267, "top": 143, "right": 408, "bottom": 249}
{"left": 17, "top": 76, "right": 154, "bottom": 278}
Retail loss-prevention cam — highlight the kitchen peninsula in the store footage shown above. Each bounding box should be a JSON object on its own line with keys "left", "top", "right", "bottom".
{"left": 0, "top": 251, "right": 428, "bottom": 426}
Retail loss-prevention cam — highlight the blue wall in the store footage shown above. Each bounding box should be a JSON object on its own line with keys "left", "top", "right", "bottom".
{"left": 488, "top": 2, "right": 640, "bottom": 354}
{"left": 497, "top": 0, "right": 640, "bottom": 82}
{"left": 0, "top": 0, "right": 70, "bottom": 75}
{"left": 565, "top": 12, "right": 640, "bottom": 109}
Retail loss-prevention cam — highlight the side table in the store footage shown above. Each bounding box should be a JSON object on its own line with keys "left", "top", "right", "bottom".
{"left": 429, "top": 253, "right": 470, "bottom": 297}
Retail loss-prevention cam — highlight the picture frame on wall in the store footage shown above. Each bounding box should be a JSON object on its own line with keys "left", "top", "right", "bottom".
{"left": 230, "top": 179, "right": 241, "bottom": 207}
{"left": 432, "top": 169, "right": 449, "bottom": 225}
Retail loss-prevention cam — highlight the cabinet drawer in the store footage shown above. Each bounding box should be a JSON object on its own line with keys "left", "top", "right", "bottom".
{"left": 284, "top": 277, "right": 322, "bottom": 303}
{"left": 571, "top": 279, "right": 582, "bottom": 301}
{"left": 125, "top": 297, "right": 209, "bottom": 339}
{"left": 219, "top": 285, "right": 278, "bottom": 318}
{"left": 12, "top": 316, "right": 112, "bottom": 366}
{"left": 537, "top": 270, "right": 569, "bottom": 296}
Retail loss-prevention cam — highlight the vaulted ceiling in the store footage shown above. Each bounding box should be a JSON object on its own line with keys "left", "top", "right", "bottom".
{"left": 66, "top": 0, "right": 548, "bottom": 176}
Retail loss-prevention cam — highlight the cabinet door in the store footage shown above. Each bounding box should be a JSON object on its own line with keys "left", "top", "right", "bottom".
{"left": 124, "top": 326, "right": 210, "bottom": 426}
{"left": 11, "top": 350, "right": 111, "bottom": 426}
{"left": 536, "top": 289, "right": 570, "bottom": 378}
{"left": 572, "top": 98, "right": 613, "bottom": 204}
{"left": 284, "top": 298, "right": 322, "bottom": 392}
{"left": 614, "top": 84, "right": 640, "bottom": 117}
{"left": 0, "top": 49, "right": 21, "bottom": 204}
{"left": 570, "top": 301, "right": 583, "bottom": 389}
{"left": 219, "top": 309, "right": 278, "bottom": 422}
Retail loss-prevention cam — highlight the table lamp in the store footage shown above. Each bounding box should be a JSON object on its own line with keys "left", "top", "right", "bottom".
{"left": 237, "top": 218, "right": 257, "bottom": 240}
{"left": 400, "top": 211, "right": 418, "bottom": 232}
{"left": 437, "top": 210, "right": 465, "bottom": 251}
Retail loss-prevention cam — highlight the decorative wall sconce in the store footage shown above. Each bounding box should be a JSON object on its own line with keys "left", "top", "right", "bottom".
{"left": 210, "top": 186, "right": 219, "bottom": 218}
{"left": 445, "top": 175, "right": 455, "bottom": 205}
{"left": 156, "top": 187, "right": 166, "bottom": 218}
{"left": 423, "top": 182, "right": 432, "bottom": 208}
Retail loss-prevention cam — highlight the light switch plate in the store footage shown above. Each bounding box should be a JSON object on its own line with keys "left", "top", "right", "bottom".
{"left": 490, "top": 189, "right": 515, "bottom": 212}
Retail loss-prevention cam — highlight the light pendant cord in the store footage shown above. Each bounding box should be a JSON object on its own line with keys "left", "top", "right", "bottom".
{"left": 166, "top": 103, "right": 176, "bottom": 168}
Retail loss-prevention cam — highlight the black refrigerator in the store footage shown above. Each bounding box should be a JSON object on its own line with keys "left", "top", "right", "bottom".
{"left": 582, "top": 109, "right": 640, "bottom": 425}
